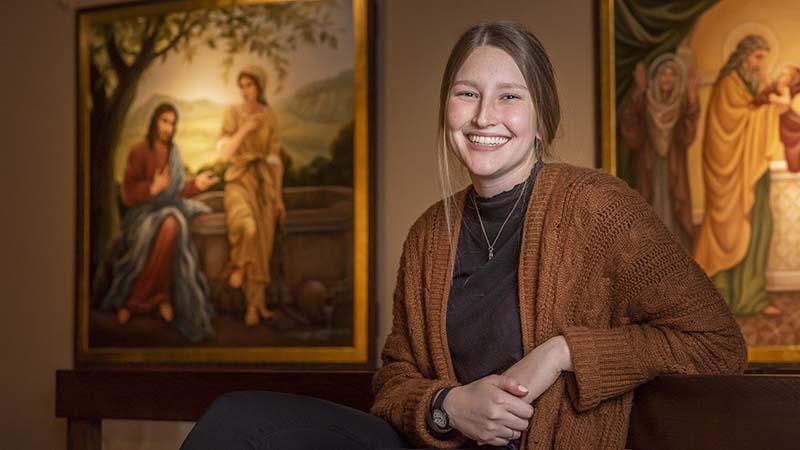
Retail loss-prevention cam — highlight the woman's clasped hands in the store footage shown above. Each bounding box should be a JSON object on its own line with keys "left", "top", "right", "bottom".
{"left": 444, "top": 374, "right": 532, "bottom": 447}
{"left": 443, "top": 336, "right": 573, "bottom": 446}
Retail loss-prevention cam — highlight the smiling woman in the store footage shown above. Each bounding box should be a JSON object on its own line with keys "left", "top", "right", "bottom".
{"left": 182, "top": 21, "right": 747, "bottom": 450}
{"left": 446, "top": 46, "right": 538, "bottom": 196}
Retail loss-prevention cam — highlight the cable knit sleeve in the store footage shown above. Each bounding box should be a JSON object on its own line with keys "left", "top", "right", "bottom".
{"left": 371, "top": 219, "right": 467, "bottom": 449}
{"left": 562, "top": 175, "right": 748, "bottom": 412}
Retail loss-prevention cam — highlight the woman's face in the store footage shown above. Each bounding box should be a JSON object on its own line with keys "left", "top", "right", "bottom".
{"left": 446, "top": 46, "right": 538, "bottom": 185}
{"left": 238, "top": 75, "right": 260, "bottom": 103}
{"left": 657, "top": 65, "right": 676, "bottom": 94}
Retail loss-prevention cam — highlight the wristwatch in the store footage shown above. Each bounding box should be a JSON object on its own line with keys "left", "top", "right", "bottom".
{"left": 431, "top": 387, "right": 455, "bottom": 432}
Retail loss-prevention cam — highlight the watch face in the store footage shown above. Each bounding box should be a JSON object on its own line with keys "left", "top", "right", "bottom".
{"left": 432, "top": 408, "right": 449, "bottom": 429}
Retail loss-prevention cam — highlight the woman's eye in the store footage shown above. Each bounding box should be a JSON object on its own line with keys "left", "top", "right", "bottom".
{"left": 501, "top": 94, "right": 520, "bottom": 100}
{"left": 456, "top": 91, "right": 477, "bottom": 98}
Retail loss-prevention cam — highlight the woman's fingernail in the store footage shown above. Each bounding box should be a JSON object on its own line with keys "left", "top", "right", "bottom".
{"left": 519, "top": 385, "right": 529, "bottom": 393}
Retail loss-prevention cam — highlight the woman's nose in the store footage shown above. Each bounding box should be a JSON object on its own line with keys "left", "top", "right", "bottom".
{"left": 473, "top": 98, "right": 497, "bottom": 128}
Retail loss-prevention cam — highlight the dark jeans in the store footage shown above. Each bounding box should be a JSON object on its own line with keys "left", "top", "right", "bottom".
{"left": 180, "top": 391, "right": 409, "bottom": 450}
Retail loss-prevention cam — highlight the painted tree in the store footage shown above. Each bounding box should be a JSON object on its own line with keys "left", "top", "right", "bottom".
{"left": 87, "top": 1, "right": 338, "bottom": 273}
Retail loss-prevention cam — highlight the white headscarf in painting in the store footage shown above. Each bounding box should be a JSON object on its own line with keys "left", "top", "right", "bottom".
{"left": 646, "top": 53, "right": 686, "bottom": 157}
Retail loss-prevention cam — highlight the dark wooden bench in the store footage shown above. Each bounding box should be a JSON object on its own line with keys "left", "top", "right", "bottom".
{"left": 56, "top": 370, "right": 800, "bottom": 450}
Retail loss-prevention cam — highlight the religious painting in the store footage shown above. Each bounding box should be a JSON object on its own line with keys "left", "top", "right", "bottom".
{"left": 75, "top": 0, "right": 373, "bottom": 365}
{"left": 599, "top": 0, "right": 800, "bottom": 363}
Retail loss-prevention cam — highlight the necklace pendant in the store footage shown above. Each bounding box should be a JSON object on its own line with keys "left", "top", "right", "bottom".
{"left": 488, "top": 248, "right": 494, "bottom": 260}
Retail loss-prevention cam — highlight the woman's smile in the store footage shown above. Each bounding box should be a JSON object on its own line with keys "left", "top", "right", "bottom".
{"left": 466, "top": 133, "right": 511, "bottom": 148}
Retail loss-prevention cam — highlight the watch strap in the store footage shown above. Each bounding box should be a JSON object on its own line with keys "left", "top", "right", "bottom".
{"left": 429, "top": 386, "right": 455, "bottom": 435}
{"left": 433, "top": 386, "right": 454, "bottom": 413}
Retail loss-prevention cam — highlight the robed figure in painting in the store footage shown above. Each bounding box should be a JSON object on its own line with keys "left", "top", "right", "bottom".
{"left": 101, "top": 103, "right": 219, "bottom": 342}
{"left": 621, "top": 54, "right": 699, "bottom": 251}
{"left": 217, "top": 66, "right": 286, "bottom": 327}
{"left": 755, "top": 65, "right": 800, "bottom": 171}
{"left": 693, "top": 35, "right": 791, "bottom": 317}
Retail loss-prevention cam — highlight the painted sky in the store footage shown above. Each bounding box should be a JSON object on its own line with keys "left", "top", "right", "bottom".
{"left": 130, "top": 0, "right": 354, "bottom": 109}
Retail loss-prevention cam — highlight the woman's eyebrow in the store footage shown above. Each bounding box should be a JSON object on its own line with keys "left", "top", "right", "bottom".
{"left": 452, "top": 79, "right": 477, "bottom": 87}
{"left": 497, "top": 82, "right": 528, "bottom": 90}
{"left": 452, "top": 80, "right": 528, "bottom": 91}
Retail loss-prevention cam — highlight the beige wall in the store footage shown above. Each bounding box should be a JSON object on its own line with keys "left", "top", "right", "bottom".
{"left": 0, "top": 0, "right": 594, "bottom": 448}
{"left": 0, "top": 1, "right": 75, "bottom": 449}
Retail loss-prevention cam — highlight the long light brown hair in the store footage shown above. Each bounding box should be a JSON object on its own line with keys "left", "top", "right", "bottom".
{"left": 437, "top": 22, "right": 561, "bottom": 239}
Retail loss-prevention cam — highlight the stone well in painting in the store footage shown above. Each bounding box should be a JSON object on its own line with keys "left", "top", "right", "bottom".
{"left": 190, "top": 186, "right": 354, "bottom": 325}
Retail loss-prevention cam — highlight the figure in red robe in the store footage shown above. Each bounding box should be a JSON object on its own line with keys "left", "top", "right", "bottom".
{"left": 100, "top": 103, "right": 219, "bottom": 342}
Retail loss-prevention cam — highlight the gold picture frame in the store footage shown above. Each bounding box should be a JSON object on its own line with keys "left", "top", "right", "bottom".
{"left": 598, "top": 0, "right": 800, "bottom": 363}
{"left": 76, "top": 0, "right": 373, "bottom": 365}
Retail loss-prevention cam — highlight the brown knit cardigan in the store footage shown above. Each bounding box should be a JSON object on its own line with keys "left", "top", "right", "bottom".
{"left": 371, "top": 163, "right": 747, "bottom": 449}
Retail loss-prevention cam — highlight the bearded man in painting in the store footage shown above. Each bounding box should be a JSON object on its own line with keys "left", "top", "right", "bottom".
{"left": 694, "top": 35, "right": 791, "bottom": 317}
{"left": 100, "top": 103, "right": 219, "bottom": 343}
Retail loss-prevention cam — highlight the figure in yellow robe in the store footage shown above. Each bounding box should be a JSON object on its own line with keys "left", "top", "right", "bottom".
{"left": 218, "top": 66, "right": 286, "bottom": 326}
{"left": 693, "top": 35, "right": 785, "bottom": 316}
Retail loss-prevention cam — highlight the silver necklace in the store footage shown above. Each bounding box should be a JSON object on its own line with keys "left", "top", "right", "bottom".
{"left": 471, "top": 179, "right": 528, "bottom": 261}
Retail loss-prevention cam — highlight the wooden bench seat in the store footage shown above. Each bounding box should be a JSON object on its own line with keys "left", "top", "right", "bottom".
{"left": 56, "top": 370, "right": 800, "bottom": 450}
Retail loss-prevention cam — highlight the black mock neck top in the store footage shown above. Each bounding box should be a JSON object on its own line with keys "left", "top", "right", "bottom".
{"left": 447, "top": 160, "right": 543, "bottom": 385}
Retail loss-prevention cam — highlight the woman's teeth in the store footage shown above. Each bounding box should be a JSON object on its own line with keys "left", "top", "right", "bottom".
{"left": 468, "top": 135, "right": 510, "bottom": 146}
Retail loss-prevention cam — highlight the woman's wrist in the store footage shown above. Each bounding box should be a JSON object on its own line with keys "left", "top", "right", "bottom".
{"left": 441, "top": 386, "right": 459, "bottom": 429}
{"left": 553, "top": 335, "right": 573, "bottom": 372}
